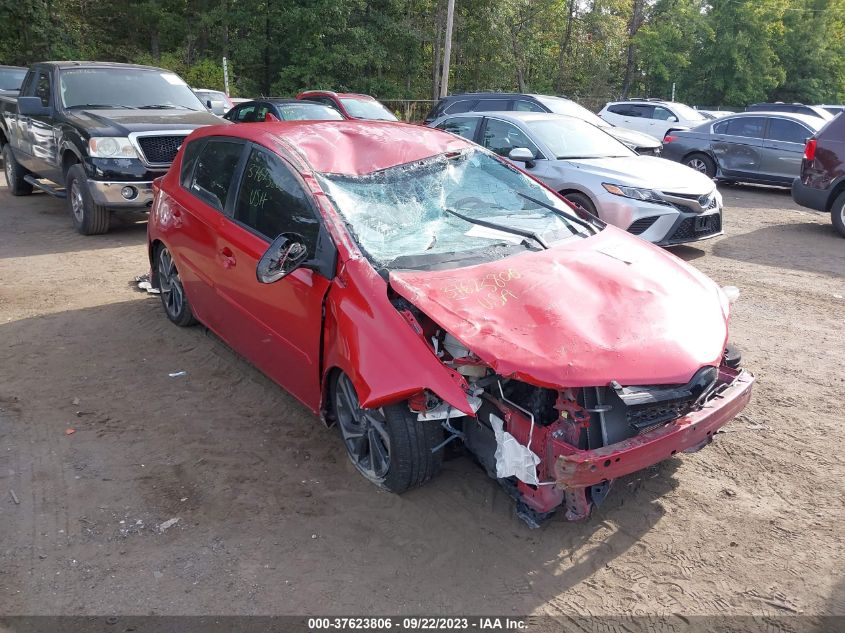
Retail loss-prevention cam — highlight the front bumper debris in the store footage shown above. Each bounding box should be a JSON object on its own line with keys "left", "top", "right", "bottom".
{"left": 552, "top": 367, "right": 754, "bottom": 488}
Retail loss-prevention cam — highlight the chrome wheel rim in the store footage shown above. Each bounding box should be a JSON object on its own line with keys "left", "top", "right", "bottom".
{"left": 70, "top": 180, "right": 84, "bottom": 222}
{"left": 158, "top": 248, "right": 184, "bottom": 319}
{"left": 687, "top": 158, "right": 707, "bottom": 173}
{"left": 335, "top": 374, "right": 390, "bottom": 480}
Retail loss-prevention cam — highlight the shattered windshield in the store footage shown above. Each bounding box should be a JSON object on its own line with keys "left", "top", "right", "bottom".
{"left": 318, "top": 149, "right": 596, "bottom": 269}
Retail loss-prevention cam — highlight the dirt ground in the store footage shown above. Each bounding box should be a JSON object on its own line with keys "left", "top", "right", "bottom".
{"left": 0, "top": 174, "right": 843, "bottom": 619}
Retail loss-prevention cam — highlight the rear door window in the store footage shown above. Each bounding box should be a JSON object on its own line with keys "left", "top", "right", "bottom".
{"left": 724, "top": 116, "right": 766, "bottom": 138}
{"left": 444, "top": 99, "right": 478, "bottom": 115}
{"left": 436, "top": 116, "right": 480, "bottom": 140}
{"left": 190, "top": 140, "right": 245, "bottom": 211}
{"left": 475, "top": 99, "right": 510, "bottom": 112}
{"left": 767, "top": 118, "right": 810, "bottom": 144}
{"left": 234, "top": 147, "right": 321, "bottom": 248}
{"left": 514, "top": 99, "right": 545, "bottom": 112}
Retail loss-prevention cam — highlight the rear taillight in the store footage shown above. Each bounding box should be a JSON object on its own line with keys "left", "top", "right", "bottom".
{"left": 804, "top": 138, "right": 817, "bottom": 161}
{"left": 663, "top": 134, "right": 678, "bottom": 143}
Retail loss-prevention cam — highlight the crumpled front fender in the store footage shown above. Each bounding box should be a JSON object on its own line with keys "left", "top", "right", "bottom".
{"left": 321, "top": 258, "right": 473, "bottom": 416}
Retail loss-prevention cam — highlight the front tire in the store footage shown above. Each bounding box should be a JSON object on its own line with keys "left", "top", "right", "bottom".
{"left": 2, "top": 145, "right": 33, "bottom": 196}
{"left": 685, "top": 153, "right": 716, "bottom": 179}
{"left": 332, "top": 372, "right": 443, "bottom": 493}
{"left": 66, "top": 164, "right": 110, "bottom": 235}
{"left": 155, "top": 244, "right": 197, "bottom": 326}
{"left": 562, "top": 192, "right": 598, "bottom": 217}
{"left": 831, "top": 191, "right": 845, "bottom": 238}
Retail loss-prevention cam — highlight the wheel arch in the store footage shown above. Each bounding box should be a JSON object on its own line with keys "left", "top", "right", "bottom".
{"left": 824, "top": 176, "right": 845, "bottom": 211}
{"left": 60, "top": 145, "right": 82, "bottom": 180}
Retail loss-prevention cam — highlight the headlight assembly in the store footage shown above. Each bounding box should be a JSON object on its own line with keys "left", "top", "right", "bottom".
{"left": 88, "top": 137, "right": 138, "bottom": 159}
{"left": 602, "top": 183, "right": 667, "bottom": 205}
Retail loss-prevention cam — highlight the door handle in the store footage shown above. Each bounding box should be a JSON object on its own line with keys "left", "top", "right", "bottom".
{"left": 219, "top": 246, "right": 237, "bottom": 269}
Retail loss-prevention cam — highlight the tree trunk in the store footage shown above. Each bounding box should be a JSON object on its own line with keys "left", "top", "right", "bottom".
{"left": 620, "top": 0, "right": 645, "bottom": 99}
{"left": 263, "top": 0, "right": 271, "bottom": 97}
{"left": 431, "top": 1, "right": 443, "bottom": 101}
{"left": 555, "top": 0, "right": 576, "bottom": 94}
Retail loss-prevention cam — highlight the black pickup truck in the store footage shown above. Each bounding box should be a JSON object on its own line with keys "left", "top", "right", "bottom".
{"left": 0, "top": 61, "right": 223, "bottom": 234}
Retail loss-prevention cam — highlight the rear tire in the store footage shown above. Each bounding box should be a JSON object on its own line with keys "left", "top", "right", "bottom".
{"left": 332, "top": 372, "right": 443, "bottom": 493}
{"left": 831, "top": 191, "right": 845, "bottom": 239}
{"left": 562, "top": 192, "right": 598, "bottom": 218}
{"left": 154, "top": 244, "right": 197, "bottom": 327}
{"left": 685, "top": 153, "right": 716, "bottom": 179}
{"left": 66, "top": 164, "right": 110, "bottom": 235}
{"left": 2, "top": 145, "right": 33, "bottom": 196}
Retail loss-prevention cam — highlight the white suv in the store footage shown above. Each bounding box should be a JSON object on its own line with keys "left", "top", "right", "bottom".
{"left": 599, "top": 100, "right": 708, "bottom": 139}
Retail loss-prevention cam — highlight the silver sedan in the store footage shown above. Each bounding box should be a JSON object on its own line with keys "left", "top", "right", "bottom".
{"left": 429, "top": 111, "right": 723, "bottom": 246}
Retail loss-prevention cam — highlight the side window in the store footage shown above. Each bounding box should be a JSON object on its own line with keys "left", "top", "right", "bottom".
{"left": 514, "top": 100, "right": 545, "bottom": 112}
{"left": 481, "top": 118, "right": 539, "bottom": 158}
{"left": 653, "top": 106, "right": 676, "bottom": 121}
{"left": 234, "top": 148, "right": 321, "bottom": 250}
{"left": 607, "top": 104, "right": 628, "bottom": 115}
{"left": 233, "top": 105, "right": 254, "bottom": 122}
{"left": 713, "top": 120, "right": 730, "bottom": 135}
{"left": 444, "top": 99, "right": 477, "bottom": 115}
{"left": 630, "top": 104, "right": 655, "bottom": 118}
{"left": 436, "top": 116, "right": 480, "bottom": 140}
{"left": 180, "top": 138, "right": 206, "bottom": 189}
{"left": 725, "top": 116, "right": 766, "bottom": 139}
{"left": 476, "top": 99, "right": 510, "bottom": 112}
{"left": 19, "top": 71, "right": 34, "bottom": 96}
{"left": 190, "top": 140, "right": 244, "bottom": 211}
{"left": 35, "top": 72, "right": 51, "bottom": 107}
{"left": 767, "top": 119, "right": 810, "bottom": 144}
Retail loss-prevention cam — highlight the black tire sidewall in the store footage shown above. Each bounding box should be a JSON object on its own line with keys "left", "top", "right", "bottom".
{"left": 832, "top": 192, "right": 845, "bottom": 239}
{"left": 154, "top": 243, "right": 196, "bottom": 327}
{"left": 563, "top": 192, "right": 597, "bottom": 216}
{"left": 3, "top": 145, "right": 33, "bottom": 196}
{"left": 66, "top": 164, "right": 109, "bottom": 235}
{"left": 686, "top": 153, "right": 716, "bottom": 179}
{"left": 331, "top": 373, "right": 443, "bottom": 494}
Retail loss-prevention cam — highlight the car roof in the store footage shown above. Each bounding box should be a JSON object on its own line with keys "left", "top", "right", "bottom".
{"left": 0, "top": 65, "right": 27, "bottom": 70}
{"left": 714, "top": 111, "right": 823, "bottom": 128}
{"left": 188, "top": 121, "right": 472, "bottom": 176}
{"left": 40, "top": 61, "right": 171, "bottom": 72}
{"left": 439, "top": 111, "right": 578, "bottom": 124}
{"left": 298, "top": 90, "right": 376, "bottom": 101}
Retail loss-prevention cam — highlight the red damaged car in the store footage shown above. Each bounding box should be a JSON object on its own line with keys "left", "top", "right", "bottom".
{"left": 147, "top": 121, "right": 754, "bottom": 526}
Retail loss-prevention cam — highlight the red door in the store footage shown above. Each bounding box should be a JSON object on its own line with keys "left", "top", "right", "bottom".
{"left": 211, "top": 146, "right": 333, "bottom": 411}
{"left": 164, "top": 137, "right": 248, "bottom": 330}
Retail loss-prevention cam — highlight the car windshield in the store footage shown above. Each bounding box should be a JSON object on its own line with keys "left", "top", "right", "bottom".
{"left": 59, "top": 68, "right": 205, "bottom": 110}
{"left": 277, "top": 103, "right": 343, "bottom": 121}
{"left": 339, "top": 97, "right": 398, "bottom": 121}
{"left": 535, "top": 96, "right": 609, "bottom": 128}
{"left": 671, "top": 103, "right": 706, "bottom": 122}
{"left": 0, "top": 68, "right": 26, "bottom": 91}
{"left": 317, "top": 149, "right": 595, "bottom": 270}
{"left": 527, "top": 118, "right": 635, "bottom": 159}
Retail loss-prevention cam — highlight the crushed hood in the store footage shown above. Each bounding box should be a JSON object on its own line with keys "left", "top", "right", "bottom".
{"left": 389, "top": 228, "right": 728, "bottom": 389}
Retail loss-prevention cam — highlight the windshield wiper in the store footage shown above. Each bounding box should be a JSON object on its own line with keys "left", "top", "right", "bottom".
{"left": 136, "top": 104, "right": 199, "bottom": 111}
{"left": 445, "top": 208, "right": 548, "bottom": 250}
{"left": 66, "top": 104, "right": 137, "bottom": 110}
{"left": 517, "top": 192, "right": 601, "bottom": 234}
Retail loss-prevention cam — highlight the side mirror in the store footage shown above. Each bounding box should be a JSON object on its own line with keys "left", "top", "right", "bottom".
{"left": 18, "top": 96, "right": 52, "bottom": 117}
{"left": 508, "top": 147, "right": 535, "bottom": 167}
{"left": 206, "top": 99, "right": 213, "bottom": 110}
{"left": 256, "top": 232, "right": 308, "bottom": 284}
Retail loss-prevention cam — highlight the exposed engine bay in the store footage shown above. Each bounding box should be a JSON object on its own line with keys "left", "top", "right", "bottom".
{"left": 393, "top": 295, "right": 753, "bottom": 527}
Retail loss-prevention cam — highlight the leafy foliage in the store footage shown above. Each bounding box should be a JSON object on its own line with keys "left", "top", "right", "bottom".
{"left": 1, "top": 0, "right": 845, "bottom": 108}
